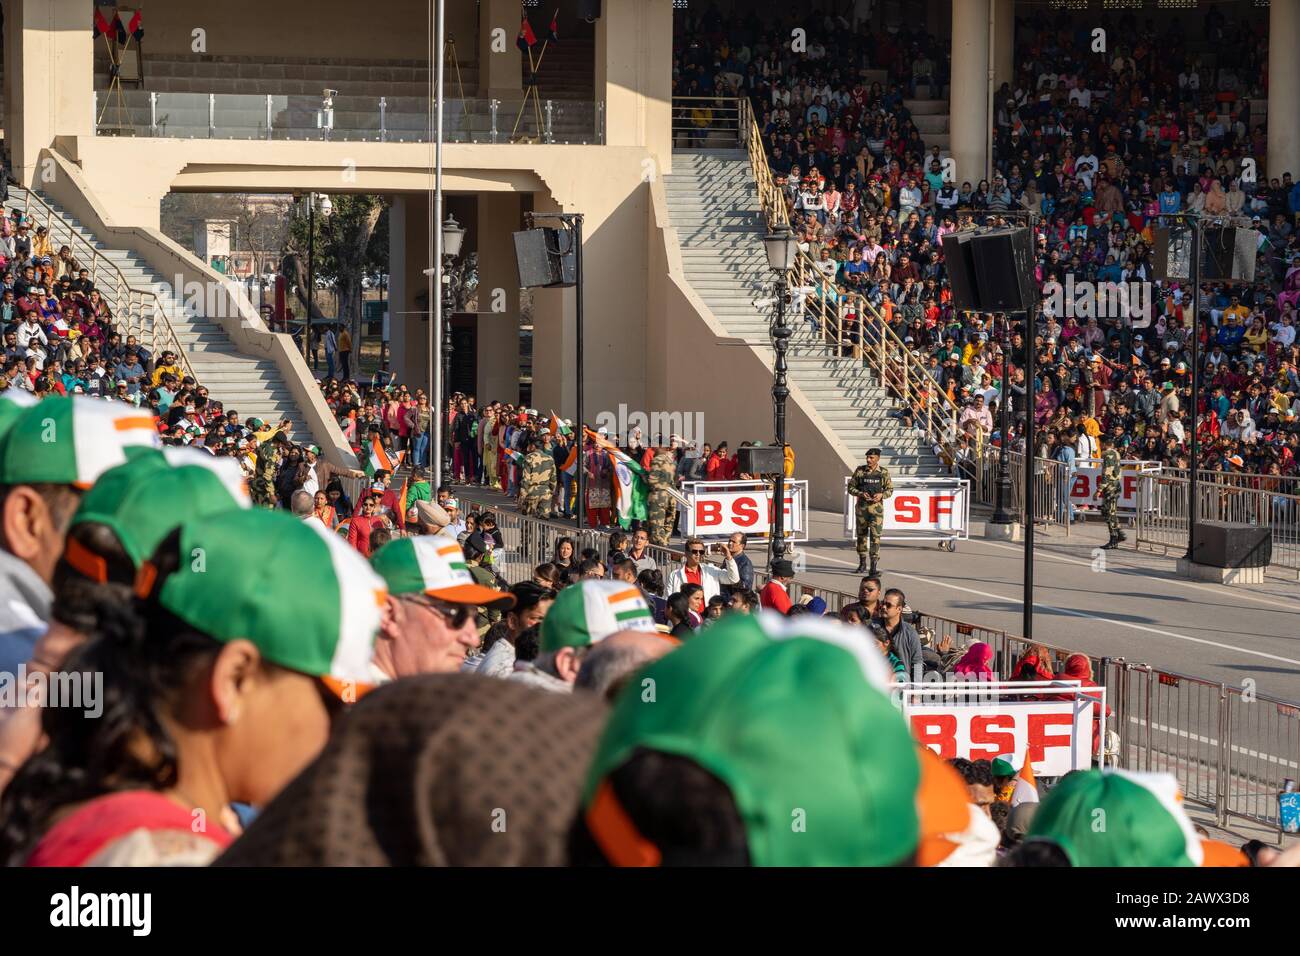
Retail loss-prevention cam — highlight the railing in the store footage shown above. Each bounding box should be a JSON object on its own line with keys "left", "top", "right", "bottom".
{"left": 968, "top": 447, "right": 1073, "bottom": 533}
{"left": 1135, "top": 469, "right": 1300, "bottom": 579}
{"left": 454, "top": 488, "right": 1300, "bottom": 829}
{"left": 8, "top": 186, "right": 196, "bottom": 383}
{"left": 94, "top": 90, "right": 606, "bottom": 145}
{"left": 671, "top": 96, "right": 742, "bottom": 148}
{"left": 737, "top": 96, "right": 959, "bottom": 454}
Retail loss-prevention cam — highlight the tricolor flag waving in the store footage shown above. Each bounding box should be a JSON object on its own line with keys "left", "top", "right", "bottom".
{"left": 993, "top": 754, "right": 1039, "bottom": 808}
{"left": 517, "top": 14, "right": 537, "bottom": 53}
{"left": 548, "top": 411, "right": 572, "bottom": 438}
{"left": 585, "top": 427, "right": 647, "bottom": 528}
{"left": 363, "top": 435, "right": 402, "bottom": 477}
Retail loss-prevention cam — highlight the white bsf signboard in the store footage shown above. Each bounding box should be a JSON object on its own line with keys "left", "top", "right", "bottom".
{"left": 899, "top": 683, "right": 1098, "bottom": 776}
{"left": 681, "top": 481, "right": 809, "bottom": 541}
{"left": 844, "top": 477, "right": 970, "bottom": 541}
{"left": 1068, "top": 460, "right": 1159, "bottom": 513}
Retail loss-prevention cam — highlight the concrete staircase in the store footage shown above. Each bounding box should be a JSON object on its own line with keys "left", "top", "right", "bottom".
{"left": 7, "top": 185, "right": 311, "bottom": 436}
{"left": 664, "top": 149, "right": 942, "bottom": 475}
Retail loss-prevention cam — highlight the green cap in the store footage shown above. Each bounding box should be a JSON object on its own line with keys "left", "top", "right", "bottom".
{"left": 0, "top": 390, "right": 39, "bottom": 444}
{"left": 71, "top": 447, "right": 251, "bottom": 569}
{"left": 582, "top": 613, "right": 921, "bottom": 866}
{"left": 370, "top": 534, "right": 513, "bottom": 607}
{"left": 541, "top": 579, "right": 656, "bottom": 652}
{"left": 154, "top": 510, "right": 386, "bottom": 689}
{"left": 0, "top": 395, "right": 161, "bottom": 488}
{"left": 1026, "top": 768, "right": 1203, "bottom": 867}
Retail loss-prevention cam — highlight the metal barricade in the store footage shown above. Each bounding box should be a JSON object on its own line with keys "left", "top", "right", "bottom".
{"left": 971, "top": 449, "right": 1072, "bottom": 534}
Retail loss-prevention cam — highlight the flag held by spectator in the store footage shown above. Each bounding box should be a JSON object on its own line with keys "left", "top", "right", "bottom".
{"left": 517, "top": 14, "right": 537, "bottom": 52}
{"left": 561, "top": 442, "right": 578, "bottom": 476}
{"left": 586, "top": 427, "right": 647, "bottom": 528}
{"left": 548, "top": 411, "right": 571, "bottom": 438}
{"left": 364, "top": 436, "right": 401, "bottom": 477}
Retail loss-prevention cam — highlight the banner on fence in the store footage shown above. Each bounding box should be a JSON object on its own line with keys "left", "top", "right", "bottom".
{"left": 680, "top": 480, "right": 808, "bottom": 541}
{"left": 898, "top": 683, "right": 1096, "bottom": 775}
{"left": 1069, "top": 460, "right": 1160, "bottom": 513}
{"left": 844, "top": 477, "right": 970, "bottom": 540}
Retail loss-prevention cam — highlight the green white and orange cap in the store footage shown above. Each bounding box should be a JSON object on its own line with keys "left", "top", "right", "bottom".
{"left": 581, "top": 612, "right": 971, "bottom": 866}
{"left": 541, "top": 579, "right": 656, "bottom": 652}
{"left": 369, "top": 534, "right": 514, "bottom": 608}
{"left": 0, "top": 389, "right": 38, "bottom": 443}
{"left": 67, "top": 447, "right": 251, "bottom": 577}
{"left": 142, "top": 509, "right": 387, "bottom": 701}
{"left": 1026, "top": 768, "right": 1248, "bottom": 867}
{"left": 0, "top": 395, "right": 161, "bottom": 488}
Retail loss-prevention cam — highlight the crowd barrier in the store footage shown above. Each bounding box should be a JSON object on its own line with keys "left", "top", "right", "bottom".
{"left": 455, "top": 490, "right": 1300, "bottom": 831}
{"left": 969, "top": 448, "right": 1074, "bottom": 533}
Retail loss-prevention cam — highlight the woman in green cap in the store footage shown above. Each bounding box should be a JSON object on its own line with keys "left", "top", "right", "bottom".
{"left": 0, "top": 509, "right": 385, "bottom": 867}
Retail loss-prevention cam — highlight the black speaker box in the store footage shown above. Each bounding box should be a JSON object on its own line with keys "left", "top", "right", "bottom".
{"left": 513, "top": 227, "right": 577, "bottom": 288}
{"left": 1190, "top": 521, "right": 1272, "bottom": 569}
{"left": 941, "top": 232, "right": 979, "bottom": 311}
{"left": 578, "top": 0, "right": 602, "bottom": 20}
{"left": 1152, "top": 224, "right": 1194, "bottom": 281}
{"left": 970, "top": 227, "right": 1036, "bottom": 312}
{"left": 1201, "top": 226, "right": 1256, "bottom": 284}
{"left": 737, "top": 446, "right": 784, "bottom": 476}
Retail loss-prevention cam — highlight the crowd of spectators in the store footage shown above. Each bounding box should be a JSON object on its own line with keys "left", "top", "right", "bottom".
{"left": 676, "top": 4, "right": 1299, "bottom": 493}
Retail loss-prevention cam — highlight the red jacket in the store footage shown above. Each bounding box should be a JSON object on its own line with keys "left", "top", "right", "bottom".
{"left": 348, "top": 514, "right": 381, "bottom": 556}
{"left": 759, "top": 580, "right": 793, "bottom": 614}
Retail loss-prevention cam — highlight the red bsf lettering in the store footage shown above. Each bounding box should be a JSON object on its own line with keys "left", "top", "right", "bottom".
{"left": 733, "top": 496, "right": 760, "bottom": 527}
{"left": 696, "top": 500, "right": 722, "bottom": 527}
{"left": 911, "top": 713, "right": 958, "bottom": 758}
{"left": 1070, "top": 474, "right": 1093, "bottom": 499}
{"left": 1027, "top": 713, "right": 1075, "bottom": 764}
{"left": 895, "top": 495, "right": 921, "bottom": 523}
{"left": 968, "top": 714, "right": 1016, "bottom": 759}
{"left": 930, "top": 495, "right": 955, "bottom": 523}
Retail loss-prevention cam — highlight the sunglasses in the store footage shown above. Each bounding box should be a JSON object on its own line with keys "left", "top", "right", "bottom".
{"left": 414, "top": 597, "right": 474, "bottom": 629}
{"left": 689, "top": 548, "right": 706, "bottom": 555}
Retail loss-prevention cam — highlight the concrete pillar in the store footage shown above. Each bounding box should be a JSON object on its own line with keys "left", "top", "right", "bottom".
{"left": 993, "top": 0, "right": 1014, "bottom": 90}
{"left": 950, "top": 0, "right": 991, "bottom": 187}
{"left": 1268, "top": 0, "right": 1300, "bottom": 180}
{"left": 388, "top": 193, "right": 432, "bottom": 393}
{"left": 596, "top": 0, "right": 672, "bottom": 171}
{"left": 478, "top": 0, "right": 522, "bottom": 99}
{"left": 8, "top": 0, "right": 95, "bottom": 186}
{"left": 475, "top": 192, "right": 521, "bottom": 405}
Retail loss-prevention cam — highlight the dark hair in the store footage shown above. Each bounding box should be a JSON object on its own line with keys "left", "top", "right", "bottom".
{"left": 666, "top": 592, "right": 691, "bottom": 624}
{"left": 514, "top": 623, "right": 541, "bottom": 663}
{"left": 567, "top": 749, "right": 750, "bottom": 866}
{"left": 949, "top": 757, "right": 995, "bottom": 790}
{"left": 49, "top": 522, "right": 139, "bottom": 633}
{"left": 989, "top": 800, "right": 1010, "bottom": 836}
{"left": 0, "top": 529, "right": 244, "bottom": 864}
{"left": 728, "top": 589, "right": 759, "bottom": 610}
{"left": 883, "top": 586, "right": 906, "bottom": 606}
{"left": 637, "top": 568, "right": 664, "bottom": 597}
{"left": 613, "top": 558, "right": 637, "bottom": 578}
{"left": 1002, "top": 839, "right": 1073, "bottom": 867}
{"left": 533, "top": 562, "right": 560, "bottom": 587}
{"left": 553, "top": 536, "right": 576, "bottom": 565}
{"left": 369, "top": 526, "right": 393, "bottom": 552}
{"left": 577, "top": 558, "right": 602, "bottom": 577}
{"left": 609, "top": 531, "right": 629, "bottom": 551}
{"left": 680, "top": 583, "right": 704, "bottom": 603}
{"left": 579, "top": 547, "right": 601, "bottom": 562}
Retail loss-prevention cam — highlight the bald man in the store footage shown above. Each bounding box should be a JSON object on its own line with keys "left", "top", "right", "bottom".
{"left": 574, "top": 631, "right": 675, "bottom": 701}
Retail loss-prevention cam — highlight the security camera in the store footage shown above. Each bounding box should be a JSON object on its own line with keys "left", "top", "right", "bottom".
{"left": 323, "top": 88, "right": 338, "bottom": 100}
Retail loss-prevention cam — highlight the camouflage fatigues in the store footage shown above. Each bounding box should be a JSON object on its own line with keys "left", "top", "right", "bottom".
{"left": 1100, "top": 447, "right": 1121, "bottom": 536}
{"left": 520, "top": 449, "right": 556, "bottom": 518}
{"left": 646, "top": 449, "right": 678, "bottom": 547}
{"left": 848, "top": 463, "right": 893, "bottom": 561}
{"left": 251, "top": 438, "right": 281, "bottom": 509}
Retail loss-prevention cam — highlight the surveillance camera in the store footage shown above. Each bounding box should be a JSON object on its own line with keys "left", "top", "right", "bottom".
{"left": 323, "top": 88, "right": 338, "bottom": 99}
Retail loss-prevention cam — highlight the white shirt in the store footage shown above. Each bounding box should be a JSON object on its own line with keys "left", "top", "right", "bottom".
{"left": 665, "top": 555, "right": 740, "bottom": 603}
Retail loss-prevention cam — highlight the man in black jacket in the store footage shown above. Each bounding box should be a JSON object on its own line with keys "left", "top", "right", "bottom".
{"left": 880, "top": 587, "right": 923, "bottom": 683}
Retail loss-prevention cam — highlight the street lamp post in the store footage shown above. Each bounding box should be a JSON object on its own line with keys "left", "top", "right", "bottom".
{"left": 423, "top": 212, "right": 464, "bottom": 485}
{"left": 991, "top": 312, "right": 1015, "bottom": 526}
{"left": 305, "top": 194, "right": 314, "bottom": 365}
{"left": 764, "top": 223, "right": 798, "bottom": 569}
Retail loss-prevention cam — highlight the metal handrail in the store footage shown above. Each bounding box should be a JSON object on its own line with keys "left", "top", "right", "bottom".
{"left": 11, "top": 186, "right": 196, "bottom": 382}
{"left": 671, "top": 95, "right": 741, "bottom": 146}
{"left": 738, "top": 97, "right": 959, "bottom": 451}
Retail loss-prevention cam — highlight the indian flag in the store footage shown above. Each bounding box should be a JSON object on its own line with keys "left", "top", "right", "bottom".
{"left": 585, "top": 427, "right": 646, "bottom": 528}
{"left": 363, "top": 435, "right": 402, "bottom": 477}
{"left": 561, "top": 442, "right": 578, "bottom": 476}
{"left": 504, "top": 448, "right": 525, "bottom": 467}
{"left": 548, "top": 411, "right": 572, "bottom": 438}
{"left": 993, "top": 753, "right": 1039, "bottom": 807}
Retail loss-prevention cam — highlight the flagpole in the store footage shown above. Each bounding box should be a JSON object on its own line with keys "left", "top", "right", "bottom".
{"left": 430, "top": 0, "right": 446, "bottom": 487}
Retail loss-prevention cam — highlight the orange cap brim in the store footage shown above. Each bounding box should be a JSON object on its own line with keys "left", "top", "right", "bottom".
{"left": 425, "top": 582, "right": 517, "bottom": 609}
{"left": 1200, "top": 839, "right": 1249, "bottom": 867}
{"left": 916, "top": 748, "right": 973, "bottom": 867}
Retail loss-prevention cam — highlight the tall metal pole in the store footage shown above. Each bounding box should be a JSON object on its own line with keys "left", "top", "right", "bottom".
{"left": 442, "top": 262, "right": 454, "bottom": 411}
{"left": 430, "top": 0, "right": 446, "bottom": 486}
{"left": 1023, "top": 304, "right": 1036, "bottom": 642}
{"left": 574, "top": 215, "right": 586, "bottom": 532}
{"left": 771, "top": 272, "right": 790, "bottom": 568}
{"left": 305, "top": 196, "right": 314, "bottom": 365}
{"left": 991, "top": 312, "right": 1014, "bottom": 525}
{"left": 1185, "top": 220, "right": 1202, "bottom": 561}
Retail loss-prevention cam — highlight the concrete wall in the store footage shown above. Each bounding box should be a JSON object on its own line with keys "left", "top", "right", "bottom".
{"left": 38, "top": 149, "right": 361, "bottom": 471}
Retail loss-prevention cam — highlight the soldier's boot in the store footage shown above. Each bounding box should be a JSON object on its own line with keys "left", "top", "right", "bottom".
{"left": 869, "top": 557, "right": 879, "bottom": 577}
{"left": 855, "top": 554, "right": 868, "bottom": 574}
{"left": 1101, "top": 532, "right": 1121, "bottom": 550}
{"left": 1117, "top": 529, "right": 1128, "bottom": 542}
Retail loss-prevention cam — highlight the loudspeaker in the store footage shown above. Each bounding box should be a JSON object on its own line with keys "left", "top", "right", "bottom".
{"left": 737, "top": 446, "right": 784, "bottom": 476}
{"left": 941, "top": 233, "right": 979, "bottom": 311}
{"left": 578, "top": 0, "right": 601, "bottom": 21}
{"left": 1152, "top": 224, "right": 1194, "bottom": 281}
{"left": 1201, "top": 226, "right": 1256, "bottom": 284}
{"left": 1190, "top": 521, "right": 1272, "bottom": 569}
{"left": 970, "top": 227, "right": 1036, "bottom": 312}
{"left": 513, "top": 227, "right": 577, "bottom": 288}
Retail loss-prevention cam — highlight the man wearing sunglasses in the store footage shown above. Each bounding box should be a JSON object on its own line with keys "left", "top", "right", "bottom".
{"left": 369, "top": 534, "right": 515, "bottom": 681}
{"left": 665, "top": 536, "right": 740, "bottom": 604}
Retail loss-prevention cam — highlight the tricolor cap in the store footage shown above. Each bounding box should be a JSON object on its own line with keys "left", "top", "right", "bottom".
{"left": 369, "top": 534, "right": 514, "bottom": 608}
{"left": 68, "top": 447, "right": 251, "bottom": 575}
{"left": 0, "top": 389, "right": 39, "bottom": 443}
{"left": 0, "top": 395, "right": 161, "bottom": 488}
{"left": 541, "top": 579, "right": 656, "bottom": 652}
{"left": 149, "top": 510, "right": 386, "bottom": 700}
{"left": 581, "top": 613, "right": 926, "bottom": 866}
{"left": 1026, "top": 768, "right": 1245, "bottom": 867}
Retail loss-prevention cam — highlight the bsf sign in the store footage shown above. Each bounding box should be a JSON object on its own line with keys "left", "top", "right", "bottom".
{"left": 681, "top": 480, "right": 808, "bottom": 540}
{"left": 1069, "top": 460, "right": 1158, "bottom": 513}
{"left": 844, "top": 477, "right": 970, "bottom": 540}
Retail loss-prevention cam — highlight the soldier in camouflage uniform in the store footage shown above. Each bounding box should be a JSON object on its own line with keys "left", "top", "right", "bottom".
{"left": 251, "top": 431, "right": 289, "bottom": 509}
{"left": 520, "top": 439, "right": 556, "bottom": 518}
{"left": 1096, "top": 434, "right": 1125, "bottom": 549}
{"left": 646, "top": 446, "right": 678, "bottom": 547}
{"left": 847, "top": 447, "right": 893, "bottom": 575}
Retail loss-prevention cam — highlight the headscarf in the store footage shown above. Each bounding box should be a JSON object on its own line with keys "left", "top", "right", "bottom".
{"left": 953, "top": 642, "right": 994, "bottom": 677}
{"left": 214, "top": 675, "right": 607, "bottom": 866}
{"left": 1082, "top": 417, "right": 1101, "bottom": 438}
